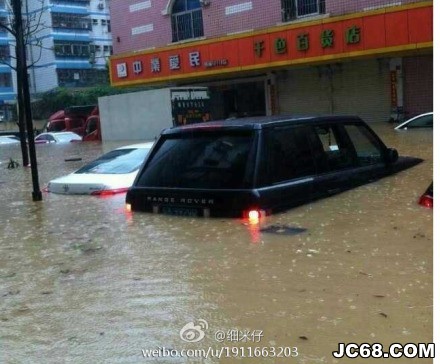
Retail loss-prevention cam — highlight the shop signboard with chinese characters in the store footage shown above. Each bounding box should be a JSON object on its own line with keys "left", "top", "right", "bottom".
{"left": 110, "top": 3, "right": 432, "bottom": 87}
{"left": 172, "top": 97, "right": 211, "bottom": 126}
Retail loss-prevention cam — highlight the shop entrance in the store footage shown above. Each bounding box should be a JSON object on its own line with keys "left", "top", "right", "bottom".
{"left": 209, "top": 81, "right": 266, "bottom": 120}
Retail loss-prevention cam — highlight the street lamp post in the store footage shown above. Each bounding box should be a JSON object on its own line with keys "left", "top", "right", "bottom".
{"left": 12, "top": 0, "right": 42, "bottom": 201}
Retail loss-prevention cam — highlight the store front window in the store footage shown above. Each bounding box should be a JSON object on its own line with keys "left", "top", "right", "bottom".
{"left": 209, "top": 81, "right": 266, "bottom": 120}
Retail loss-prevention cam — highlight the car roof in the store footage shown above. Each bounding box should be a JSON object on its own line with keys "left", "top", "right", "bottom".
{"left": 115, "top": 141, "right": 155, "bottom": 150}
{"left": 162, "top": 114, "right": 363, "bottom": 135}
{"left": 39, "top": 131, "right": 78, "bottom": 136}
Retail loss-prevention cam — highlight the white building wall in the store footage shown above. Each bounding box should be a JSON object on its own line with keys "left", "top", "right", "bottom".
{"left": 26, "top": 0, "right": 56, "bottom": 93}
{"left": 99, "top": 88, "right": 173, "bottom": 141}
{"left": 89, "top": 0, "right": 112, "bottom": 69}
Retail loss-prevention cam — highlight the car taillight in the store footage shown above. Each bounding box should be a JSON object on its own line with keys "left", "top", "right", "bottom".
{"left": 125, "top": 203, "right": 132, "bottom": 212}
{"left": 244, "top": 209, "right": 266, "bottom": 224}
{"left": 418, "top": 194, "right": 433, "bottom": 208}
{"left": 91, "top": 187, "right": 128, "bottom": 196}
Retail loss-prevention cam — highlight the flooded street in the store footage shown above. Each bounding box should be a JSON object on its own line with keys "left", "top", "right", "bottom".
{"left": 0, "top": 123, "right": 432, "bottom": 363}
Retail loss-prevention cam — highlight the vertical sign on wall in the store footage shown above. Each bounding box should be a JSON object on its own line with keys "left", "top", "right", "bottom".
{"left": 390, "top": 70, "right": 397, "bottom": 109}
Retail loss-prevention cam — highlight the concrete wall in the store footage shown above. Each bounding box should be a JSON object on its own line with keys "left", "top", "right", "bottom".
{"left": 99, "top": 88, "right": 173, "bottom": 141}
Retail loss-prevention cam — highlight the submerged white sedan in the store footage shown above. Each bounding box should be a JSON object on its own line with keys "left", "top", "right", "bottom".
{"left": 394, "top": 112, "right": 433, "bottom": 130}
{"left": 0, "top": 135, "right": 20, "bottom": 144}
{"left": 35, "top": 131, "right": 82, "bottom": 144}
{"left": 47, "top": 142, "right": 154, "bottom": 195}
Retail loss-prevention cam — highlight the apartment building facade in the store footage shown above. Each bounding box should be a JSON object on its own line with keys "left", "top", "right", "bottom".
{"left": 0, "top": 0, "right": 14, "bottom": 120}
{"left": 0, "top": 0, "right": 112, "bottom": 121}
{"left": 108, "top": 0, "right": 432, "bottom": 123}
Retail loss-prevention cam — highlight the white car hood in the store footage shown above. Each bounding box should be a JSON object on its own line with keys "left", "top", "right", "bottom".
{"left": 48, "top": 171, "right": 138, "bottom": 195}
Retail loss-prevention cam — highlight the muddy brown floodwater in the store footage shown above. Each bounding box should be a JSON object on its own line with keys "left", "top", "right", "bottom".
{"left": 0, "top": 124, "right": 433, "bottom": 364}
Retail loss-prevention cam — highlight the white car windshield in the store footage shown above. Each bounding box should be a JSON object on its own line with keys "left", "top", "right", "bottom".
{"left": 75, "top": 148, "right": 150, "bottom": 174}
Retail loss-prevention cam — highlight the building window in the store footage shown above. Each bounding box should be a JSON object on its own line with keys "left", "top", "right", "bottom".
{"left": 92, "top": 18, "right": 98, "bottom": 25}
{"left": 281, "top": 0, "right": 325, "bottom": 21}
{"left": 0, "top": 73, "right": 12, "bottom": 87}
{"left": 57, "top": 69, "right": 108, "bottom": 87}
{"left": 0, "top": 45, "right": 10, "bottom": 61}
{"left": 171, "top": 0, "right": 204, "bottom": 42}
{"left": 54, "top": 41, "right": 91, "bottom": 58}
{"left": 52, "top": 13, "right": 92, "bottom": 30}
{"left": 0, "top": 16, "right": 8, "bottom": 32}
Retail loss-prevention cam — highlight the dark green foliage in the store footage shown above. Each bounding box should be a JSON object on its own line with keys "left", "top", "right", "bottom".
{"left": 32, "top": 85, "right": 154, "bottom": 119}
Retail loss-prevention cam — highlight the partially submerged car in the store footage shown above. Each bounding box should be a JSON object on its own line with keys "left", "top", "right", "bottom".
{"left": 0, "top": 135, "right": 20, "bottom": 145}
{"left": 394, "top": 112, "right": 433, "bottom": 130}
{"left": 126, "top": 115, "right": 422, "bottom": 218}
{"left": 47, "top": 142, "right": 154, "bottom": 195}
{"left": 35, "top": 131, "right": 82, "bottom": 144}
{"left": 418, "top": 183, "right": 433, "bottom": 208}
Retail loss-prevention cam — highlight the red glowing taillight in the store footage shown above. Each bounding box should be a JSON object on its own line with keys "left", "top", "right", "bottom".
{"left": 91, "top": 187, "right": 128, "bottom": 196}
{"left": 244, "top": 209, "right": 266, "bottom": 224}
{"left": 418, "top": 194, "right": 433, "bottom": 208}
{"left": 248, "top": 210, "right": 260, "bottom": 220}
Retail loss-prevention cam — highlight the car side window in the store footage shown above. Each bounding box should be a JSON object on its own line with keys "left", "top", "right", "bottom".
{"left": 47, "top": 135, "right": 56, "bottom": 142}
{"left": 36, "top": 135, "right": 47, "bottom": 141}
{"left": 312, "top": 124, "right": 356, "bottom": 172}
{"left": 343, "top": 124, "right": 383, "bottom": 166}
{"left": 86, "top": 118, "right": 98, "bottom": 134}
{"left": 267, "top": 126, "right": 316, "bottom": 184}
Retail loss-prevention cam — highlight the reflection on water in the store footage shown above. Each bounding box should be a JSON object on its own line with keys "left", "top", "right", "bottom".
{"left": 0, "top": 126, "right": 432, "bottom": 363}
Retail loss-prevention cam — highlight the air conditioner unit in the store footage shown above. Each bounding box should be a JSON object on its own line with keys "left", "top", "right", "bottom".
{"left": 98, "top": 3, "right": 104, "bottom": 9}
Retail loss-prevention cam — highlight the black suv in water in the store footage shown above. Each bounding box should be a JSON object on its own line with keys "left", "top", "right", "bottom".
{"left": 126, "top": 115, "right": 422, "bottom": 217}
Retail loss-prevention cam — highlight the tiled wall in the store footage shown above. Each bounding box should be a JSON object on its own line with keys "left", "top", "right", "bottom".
{"left": 110, "top": 0, "right": 425, "bottom": 55}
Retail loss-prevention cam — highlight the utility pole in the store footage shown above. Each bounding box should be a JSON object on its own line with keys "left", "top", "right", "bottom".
{"left": 12, "top": 0, "right": 42, "bottom": 201}
{"left": 15, "top": 59, "right": 29, "bottom": 167}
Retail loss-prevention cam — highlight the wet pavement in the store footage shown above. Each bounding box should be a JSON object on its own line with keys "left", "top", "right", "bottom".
{"left": 0, "top": 124, "right": 432, "bottom": 363}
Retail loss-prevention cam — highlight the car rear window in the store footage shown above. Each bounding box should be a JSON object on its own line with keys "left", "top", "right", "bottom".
{"left": 75, "top": 148, "right": 149, "bottom": 174}
{"left": 137, "top": 131, "right": 256, "bottom": 189}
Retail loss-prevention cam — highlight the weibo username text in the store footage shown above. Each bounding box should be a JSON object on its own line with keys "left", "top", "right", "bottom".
{"left": 142, "top": 346, "right": 299, "bottom": 359}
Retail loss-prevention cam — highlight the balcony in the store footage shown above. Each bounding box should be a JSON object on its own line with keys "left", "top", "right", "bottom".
{"left": 50, "top": 0, "right": 90, "bottom": 5}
